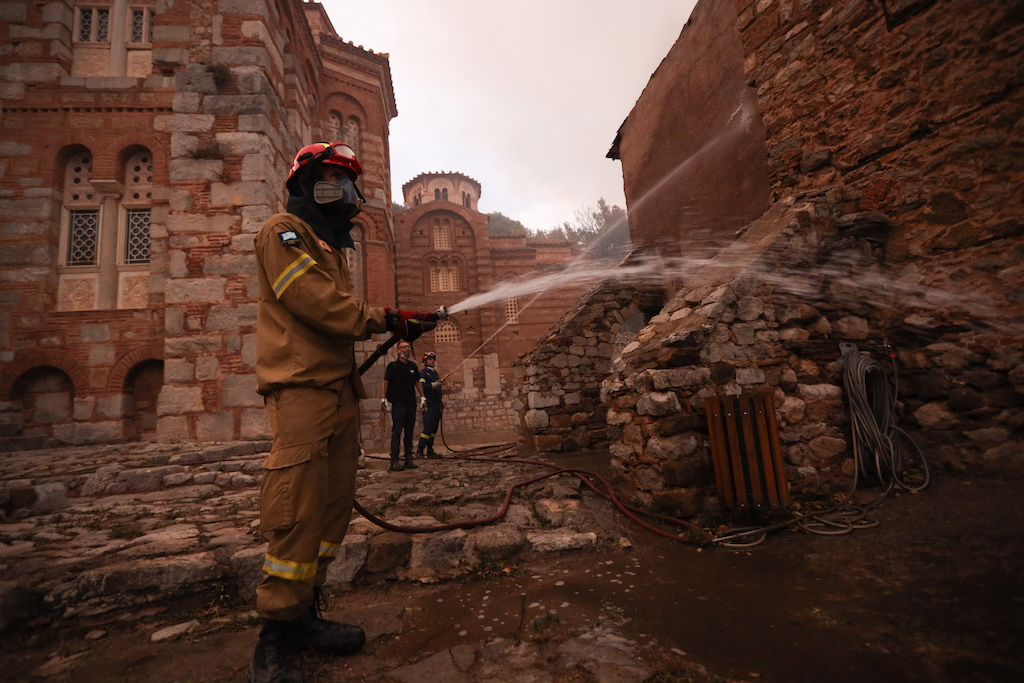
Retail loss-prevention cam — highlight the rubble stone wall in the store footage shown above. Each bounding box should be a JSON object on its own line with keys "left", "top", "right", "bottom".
{"left": 602, "top": 201, "right": 1024, "bottom": 518}
{"left": 515, "top": 285, "right": 654, "bottom": 454}
{"left": 516, "top": 0, "right": 1023, "bottom": 517}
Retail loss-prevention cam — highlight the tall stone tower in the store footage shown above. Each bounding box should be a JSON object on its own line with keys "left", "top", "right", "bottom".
{"left": 0, "top": 0, "right": 397, "bottom": 447}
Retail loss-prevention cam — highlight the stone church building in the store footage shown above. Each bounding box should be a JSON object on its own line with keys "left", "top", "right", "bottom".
{"left": 0, "top": 0, "right": 580, "bottom": 451}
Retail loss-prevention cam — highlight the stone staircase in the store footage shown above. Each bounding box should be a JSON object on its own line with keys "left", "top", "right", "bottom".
{"left": 0, "top": 441, "right": 605, "bottom": 630}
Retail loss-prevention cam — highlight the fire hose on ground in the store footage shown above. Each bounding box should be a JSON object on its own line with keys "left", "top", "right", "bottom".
{"left": 712, "top": 344, "right": 929, "bottom": 548}
{"left": 353, "top": 315, "right": 927, "bottom": 549}
{"left": 350, "top": 304, "right": 713, "bottom": 545}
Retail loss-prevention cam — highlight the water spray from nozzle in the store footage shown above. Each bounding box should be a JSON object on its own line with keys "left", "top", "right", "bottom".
{"left": 435, "top": 305, "right": 449, "bottom": 321}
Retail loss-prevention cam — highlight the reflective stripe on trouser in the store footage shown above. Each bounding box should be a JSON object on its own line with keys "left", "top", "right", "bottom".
{"left": 257, "top": 382, "right": 360, "bottom": 621}
{"left": 417, "top": 401, "right": 443, "bottom": 451}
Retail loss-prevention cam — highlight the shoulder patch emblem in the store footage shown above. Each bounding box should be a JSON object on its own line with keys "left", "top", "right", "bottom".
{"left": 277, "top": 230, "right": 301, "bottom": 246}
{"left": 317, "top": 238, "right": 333, "bottom": 253}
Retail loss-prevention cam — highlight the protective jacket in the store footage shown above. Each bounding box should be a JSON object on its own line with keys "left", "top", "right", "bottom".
{"left": 255, "top": 212, "right": 386, "bottom": 397}
{"left": 420, "top": 366, "right": 442, "bottom": 403}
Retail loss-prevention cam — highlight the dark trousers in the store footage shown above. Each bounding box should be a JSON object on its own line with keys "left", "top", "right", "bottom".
{"left": 389, "top": 402, "right": 416, "bottom": 460}
{"left": 417, "top": 401, "right": 443, "bottom": 452}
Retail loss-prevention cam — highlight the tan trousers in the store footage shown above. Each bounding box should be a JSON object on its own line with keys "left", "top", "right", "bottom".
{"left": 256, "top": 383, "right": 360, "bottom": 621}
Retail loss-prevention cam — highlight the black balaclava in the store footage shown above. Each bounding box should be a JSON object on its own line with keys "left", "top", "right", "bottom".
{"left": 286, "top": 161, "right": 359, "bottom": 250}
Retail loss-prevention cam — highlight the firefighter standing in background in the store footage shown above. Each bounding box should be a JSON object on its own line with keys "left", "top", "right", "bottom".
{"left": 416, "top": 351, "right": 444, "bottom": 458}
{"left": 252, "top": 141, "right": 421, "bottom": 683}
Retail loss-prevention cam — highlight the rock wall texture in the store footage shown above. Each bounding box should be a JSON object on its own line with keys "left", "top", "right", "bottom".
{"left": 523, "top": 0, "right": 1023, "bottom": 516}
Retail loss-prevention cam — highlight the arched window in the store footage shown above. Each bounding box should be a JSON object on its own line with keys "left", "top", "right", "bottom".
{"left": 414, "top": 192, "right": 421, "bottom": 206}
{"left": 428, "top": 259, "right": 440, "bottom": 292}
{"left": 76, "top": 6, "right": 111, "bottom": 43}
{"left": 344, "top": 116, "right": 361, "bottom": 158}
{"left": 327, "top": 111, "right": 343, "bottom": 140}
{"left": 434, "top": 319, "right": 460, "bottom": 343}
{"left": 434, "top": 188, "right": 441, "bottom": 201}
{"left": 428, "top": 257, "right": 460, "bottom": 292}
{"left": 505, "top": 297, "right": 519, "bottom": 324}
{"left": 433, "top": 219, "right": 451, "bottom": 250}
{"left": 72, "top": 4, "right": 153, "bottom": 77}
{"left": 347, "top": 225, "right": 365, "bottom": 301}
{"left": 62, "top": 151, "right": 100, "bottom": 268}
{"left": 442, "top": 188, "right": 448, "bottom": 201}
{"left": 444, "top": 262, "right": 460, "bottom": 291}
{"left": 57, "top": 145, "right": 154, "bottom": 311}
{"left": 121, "top": 150, "right": 152, "bottom": 265}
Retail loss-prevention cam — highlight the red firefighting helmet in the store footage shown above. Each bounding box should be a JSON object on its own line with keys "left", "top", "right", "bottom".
{"left": 422, "top": 351, "right": 436, "bottom": 362}
{"left": 287, "top": 142, "right": 362, "bottom": 189}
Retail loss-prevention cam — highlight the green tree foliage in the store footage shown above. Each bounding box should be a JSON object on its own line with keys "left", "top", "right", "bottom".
{"left": 487, "top": 211, "right": 529, "bottom": 237}
{"left": 392, "top": 201, "right": 407, "bottom": 215}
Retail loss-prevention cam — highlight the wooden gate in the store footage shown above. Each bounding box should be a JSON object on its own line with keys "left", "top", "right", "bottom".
{"left": 705, "top": 388, "right": 789, "bottom": 509}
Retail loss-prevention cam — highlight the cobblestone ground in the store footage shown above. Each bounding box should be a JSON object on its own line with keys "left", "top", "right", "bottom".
{"left": 2, "top": 441, "right": 1022, "bottom": 682}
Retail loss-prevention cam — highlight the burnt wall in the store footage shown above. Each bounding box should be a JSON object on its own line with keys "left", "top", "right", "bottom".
{"left": 741, "top": 0, "right": 1024, "bottom": 312}
{"left": 613, "top": 0, "right": 770, "bottom": 259}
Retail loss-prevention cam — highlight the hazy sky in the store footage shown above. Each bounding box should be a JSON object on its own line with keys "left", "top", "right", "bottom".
{"left": 319, "top": 1, "right": 698, "bottom": 233}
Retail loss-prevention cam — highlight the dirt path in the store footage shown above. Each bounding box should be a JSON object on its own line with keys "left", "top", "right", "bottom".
{"left": 3, "top": 472, "right": 1022, "bottom": 682}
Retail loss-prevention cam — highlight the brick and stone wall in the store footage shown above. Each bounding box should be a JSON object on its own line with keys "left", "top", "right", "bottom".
{"left": 391, "top": 173, "right": 589, "bottom": 445}
{"left": 515, "top": 283, "right": 660, "bottom": 454}
{"left": 523, "top": 0, "right": 1023, "bottom": 516}
{"left": 1, "top": 1, "right": 398, "bottom": 448}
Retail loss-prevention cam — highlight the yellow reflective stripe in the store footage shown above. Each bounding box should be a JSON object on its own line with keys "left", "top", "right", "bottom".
{"left": 319, "top": 540, "right": 341, "bottom": 559}
{"left": 272, "top": 254, "right": 316, "bottom": 299}
{"left": 263, "top": 553, "right": 318, "bottom": 581}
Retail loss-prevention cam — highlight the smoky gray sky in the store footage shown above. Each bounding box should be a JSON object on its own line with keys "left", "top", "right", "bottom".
{"left": 319, "top": 1, "right": 698, "bottom": 233}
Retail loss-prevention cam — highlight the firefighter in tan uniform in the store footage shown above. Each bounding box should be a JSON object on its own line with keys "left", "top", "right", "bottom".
{"left": 250, "top": 142, "right": 419, "bottom": 683}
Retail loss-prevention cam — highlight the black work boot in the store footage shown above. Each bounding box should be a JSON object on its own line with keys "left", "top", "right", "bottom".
{"left": 426, "top": 446, "right": 440, "bottom": 459}
{"left": 403, "top": 454, "right": 418, "bottom": 469}
{"left": 389, "top": 457, "right": 404, "bottom": 472}
{"left": 288, "top": 589, "right": 366, "bottom": 656}
{"left": 249, "top": 620, "right": 304, "bottom": 683}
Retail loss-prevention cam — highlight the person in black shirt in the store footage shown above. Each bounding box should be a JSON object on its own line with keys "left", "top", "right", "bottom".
{"left": 381, "top": 341, "right": 424, "bottom": 471}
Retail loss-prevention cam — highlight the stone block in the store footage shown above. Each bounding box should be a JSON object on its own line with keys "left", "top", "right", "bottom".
{"left": 326, "top": 534, "right": 368, "bottom": 586}
{"left": 365, "top": 531, "right": 412, "bottom": 573}
{"left": 527, "top": 392, "right": 560, "bottom": 410}
{"left": 797, "top": 383, "right": 842, "bottom": 402}
{"left": 468, "top": 525, "right": 526, "bottom": 561}
{"left": 202, "top": 94, "right": 270, "bottom": 116}
{"left": 637, "top": 391, "right": 681, "bottom": 416}
{"left": 409, "top": 529, "right": 467, "bottom": 574}
{"left": 157, "top": 386, "right": 205, "bottom": 415}
{"left": 153, "top": 114, "right": 215, "bottom": 133}
{"left": 169, "top": 158, "right": 223, "bottom": 182}
{"left": 164, "top": 277, "right": 226, "bottom": 303}
{"left": 209, "top": 181, "right": 274, "bottom": 208}
{"left": 221, "top": 374, "right": 261, "bottom": 407}
{"left": 196, "top": 411, "right": 235, "bottom": 441}
{"left": 645, "top": 433, "right": 699, "bottom": 460}
{"left": 913, "top": 402, "right": 956, "bottom": 429}
{"left": 526, "top": 530, "right": 596, "bottom": 552}
{"left": 523, "top": 409, "right": 549, "bottom": 429}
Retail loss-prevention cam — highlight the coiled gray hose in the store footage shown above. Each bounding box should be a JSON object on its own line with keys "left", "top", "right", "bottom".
{"left": 842, "top": 350, "right": 929, "bottom": 493}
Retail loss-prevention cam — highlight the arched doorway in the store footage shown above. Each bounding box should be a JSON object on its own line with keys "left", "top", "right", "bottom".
{"left": 10, "top": 367, "right": 74, "bottom": 439}
{"left": 123, "top": 360, "right": 163, "bottom": 440}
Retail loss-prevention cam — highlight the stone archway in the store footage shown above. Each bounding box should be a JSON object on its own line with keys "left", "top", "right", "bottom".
{"left": 516, "top": 283, "right": 665, "bottom": 454}
{"left": 8, "top": 366, "right": 75, "bottom": 442}
{"left": 122, "top": 360, "right": 164, "bottom": 441}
